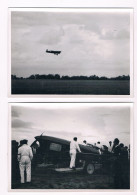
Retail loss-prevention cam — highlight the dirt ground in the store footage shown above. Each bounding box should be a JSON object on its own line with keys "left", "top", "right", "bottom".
{"left": 12, "top": 167, "right": 115, "bottom": 190}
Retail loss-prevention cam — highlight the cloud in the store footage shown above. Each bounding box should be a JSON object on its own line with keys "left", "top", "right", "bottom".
{"left": 115, "top": 29, "right": 130, "bottom": 39}
{"left": 12, "top": 118, "right": 33, "bottom": 128}
{"left": 11, "top": 10, "right": 131, "bottom": 78}
{"left": 13, "top": 128, "right": 33, "bottom": 134}
{"left": 12, "top": 109, "right": 20, "bottom": 118}
{"left": 119, "top": 132, "right": 130, "bottom": 135}
{"left": 99, "top": 27, "right": 129, "bottom": 40}
{"left": 11, "top": 103, "right": 131, "bottom": 146}
{"left": 39, "top": 26, "right": 64, "bottom": 45}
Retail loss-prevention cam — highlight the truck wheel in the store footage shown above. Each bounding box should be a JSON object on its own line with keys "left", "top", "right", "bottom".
{"left": 85, "top": 163, "right": 95, "bottom": 175}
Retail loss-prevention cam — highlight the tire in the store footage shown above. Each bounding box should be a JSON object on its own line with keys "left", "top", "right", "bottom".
{"left": 85, "top": 163, "right": 95, "bottom": 175}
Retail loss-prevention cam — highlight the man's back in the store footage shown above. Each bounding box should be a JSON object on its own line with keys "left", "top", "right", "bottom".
{"left": 70, "top": 140, "right": 81, "bottom": 152}
{"left": 18, "top": 144, "right": 33, "bottom": 160}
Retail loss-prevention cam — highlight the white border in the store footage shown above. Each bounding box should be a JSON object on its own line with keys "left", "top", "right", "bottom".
{"left": 8, "top": 102, "right": 133, "bottom": 192}
{"left": 8, "top": 7, "right": 134, "bottom": 98}
{"left": 0, "top": 0, "right": 137, "bottom": 195}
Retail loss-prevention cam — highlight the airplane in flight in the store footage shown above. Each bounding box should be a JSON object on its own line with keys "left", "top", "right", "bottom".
{"left": 46, "top": 49, "right": 61, "bottom": 55}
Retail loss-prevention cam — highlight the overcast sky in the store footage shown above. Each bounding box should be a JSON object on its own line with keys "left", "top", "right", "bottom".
{"left": 11, "top": 9, "right": 131, "bottom": 78}
{"left": 11, "top": 103, "right": 131, "bottom": 148}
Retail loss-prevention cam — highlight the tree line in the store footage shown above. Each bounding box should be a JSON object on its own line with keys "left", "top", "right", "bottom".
{"left": 11, "top": 74, "right": 130, "bottom": 80}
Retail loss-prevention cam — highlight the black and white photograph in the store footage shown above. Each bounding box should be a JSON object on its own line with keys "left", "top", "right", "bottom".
{"left": 10, "top": 103, "right": 132, "bottom": 190}
{"left": 10, "top": 8, "right": 133, "bottom": 96}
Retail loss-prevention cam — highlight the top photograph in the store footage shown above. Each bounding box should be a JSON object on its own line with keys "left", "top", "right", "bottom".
{"left": 9, "top": 8, "right": 133, "bottom": 96}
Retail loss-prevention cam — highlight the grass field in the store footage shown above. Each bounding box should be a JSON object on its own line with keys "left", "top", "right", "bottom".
{"left": 11, "top": 79, "right": 130, "bottom": 95}
{"left": 12, "top": 167, "right": 115, "bottom": 189}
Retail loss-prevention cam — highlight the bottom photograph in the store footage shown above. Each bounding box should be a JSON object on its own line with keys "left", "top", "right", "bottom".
{"left": 10, "top": 103, "right": 132, "bottom": 190}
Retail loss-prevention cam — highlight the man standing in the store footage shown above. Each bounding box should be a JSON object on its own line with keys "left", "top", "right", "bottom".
{"left": 69, "top": 137, "right": 81, "bottom": 169}
{"left": 112, "top": 138, "right": 122, "bottom": 189}
{"left": 18, "top": 139, "right": 33, "bottom": 184}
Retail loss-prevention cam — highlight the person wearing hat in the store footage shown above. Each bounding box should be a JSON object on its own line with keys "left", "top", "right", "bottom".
{"left": 69, "top": 137, "right": 81, "bottom": 169}
{"left": 18, "top": 139, "right": 33, "bottom": 184}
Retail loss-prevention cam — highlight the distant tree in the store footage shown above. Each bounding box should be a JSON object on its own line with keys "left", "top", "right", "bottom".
{"left": 55, "top": 74, "right": 60, "bottom": 80}
{"left": 121, "top": 75, "right": 130, "bottom": 80}
{"left": 11, "top": 75, "right": 17, "bottom": 79}
{"left": 100, "top": 76, "right": 108, "bottom": 80}
{"left": 34, "top": 74, "right": 40, "bottom": 79}
{"left": 79, "top": 76, "right": 87, "bottom": 80}
{"left": 24, "top": 74, "right": 130, "bottom": 80}
{"left": 28, "top": 75, "right": 35, "bottom": 79}
{"left": 110, "top": 75, "right": 130, "bottom": 80}
{"left": 46, "top": 74, "right": 54, "bottom": 79}
{"left": 62, "top": 75, "right": 70, "bottom": 80}
{"left": 89, "top": 75, "right": 99, "bottom": 80}
{"left": 40, "top": 74, "right": 46, "bottom": 79}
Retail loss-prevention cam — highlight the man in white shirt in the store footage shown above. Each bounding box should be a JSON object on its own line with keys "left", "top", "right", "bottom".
{"left": 69, "top": 137, "right": 81, "bottom": 169}
{"left": 18, "top": 139, "right": 33, "bottom": 184}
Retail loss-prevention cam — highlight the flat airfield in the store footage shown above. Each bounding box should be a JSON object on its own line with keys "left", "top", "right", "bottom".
{"left": 11, "top": 79, "right": 130, "bottom": 95}
{"left": 12, "top": 167, "right": 115, "bottom": 189}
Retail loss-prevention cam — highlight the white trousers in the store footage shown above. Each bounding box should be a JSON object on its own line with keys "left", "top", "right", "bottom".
{"left": 70, "top": 152, "right": 76, "bottom": 168}
{"left": 19, "top": 156, "right": 31, "bottom": 183}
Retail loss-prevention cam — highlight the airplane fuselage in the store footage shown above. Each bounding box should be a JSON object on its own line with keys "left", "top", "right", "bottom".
{"left": 46, "top": 49, "right": 61, "bottom": 55}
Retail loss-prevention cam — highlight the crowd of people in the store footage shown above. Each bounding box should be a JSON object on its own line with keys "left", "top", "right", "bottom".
{"left": 69, "top": 137, "right": 130, "bottom": 189}
{"left": 11, "top": 137, "right": 130, "bottom": 189}
{"left": 111, "top": 138, "right": 130, "bottom": 189}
